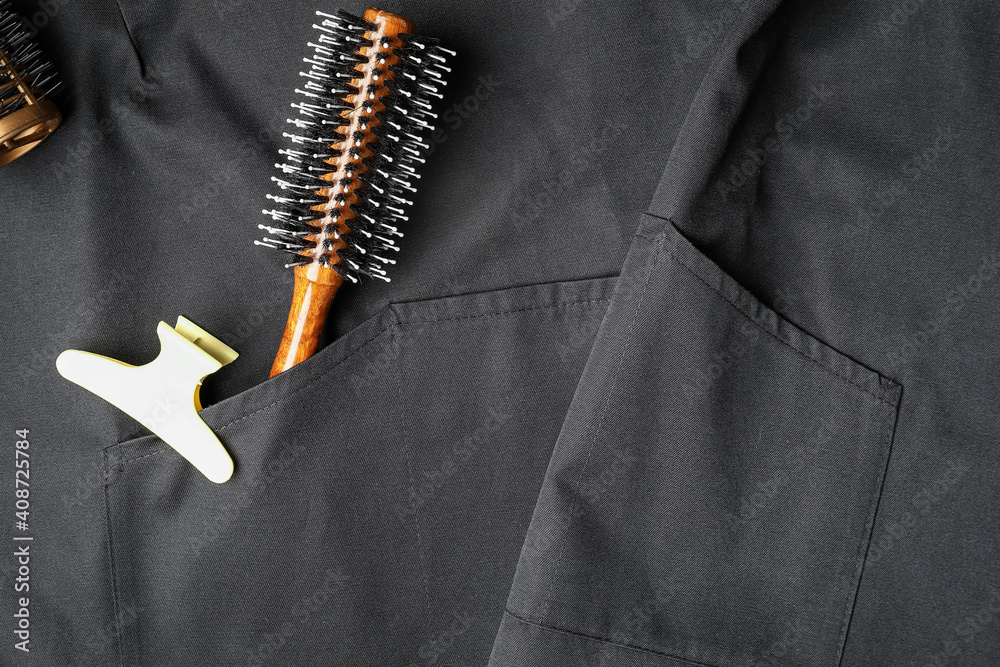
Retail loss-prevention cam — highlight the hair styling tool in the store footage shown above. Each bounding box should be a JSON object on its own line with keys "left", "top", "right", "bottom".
{"left": 0, "top": 0, "right": 61, "bottom": 168}
{"left": 258, "top": 8, "right": 452, "bottom": 377}
{"left": 57, "top": 317, "right": 238, "bottom": 484}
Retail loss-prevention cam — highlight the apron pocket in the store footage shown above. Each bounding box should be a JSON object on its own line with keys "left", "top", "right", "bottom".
{"left": 102, "top": 276, "right": 615, "bottom": 666}
{"left": 496, "top": 214, "right": 902, "bottom": 667}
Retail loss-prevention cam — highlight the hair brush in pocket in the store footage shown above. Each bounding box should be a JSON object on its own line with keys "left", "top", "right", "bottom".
{"left": 258, "top": 8, "right": 453, "bottom": 377}
{"left": 0, "top": 0, "right": 62, "bottom": 168}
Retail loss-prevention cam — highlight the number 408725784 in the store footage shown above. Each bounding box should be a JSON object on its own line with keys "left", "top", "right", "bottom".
{"left": 15, "top": 430, "right": 29, "bottom": 531}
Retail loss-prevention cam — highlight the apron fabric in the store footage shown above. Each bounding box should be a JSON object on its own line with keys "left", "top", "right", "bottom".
{"left": 3, "top": 1, "right": 998, "bottom": 666}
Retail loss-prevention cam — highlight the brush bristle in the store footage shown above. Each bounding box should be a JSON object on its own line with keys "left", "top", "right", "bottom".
{"left": 0, "top": 1, "right": 62, "bottom": 116}
{"left": 258, "top": 8, "right": 453, "bottom": 283}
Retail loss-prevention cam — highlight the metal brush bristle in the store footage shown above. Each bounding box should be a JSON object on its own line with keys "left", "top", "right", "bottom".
{"left": 0, "top": 1, "right": 62, "bottom": 115}
{"left": 0, "top": 0, "right": 63, "bottom": 168}
{"left": 258, "top": 8, "right": 453, "bottom": 283}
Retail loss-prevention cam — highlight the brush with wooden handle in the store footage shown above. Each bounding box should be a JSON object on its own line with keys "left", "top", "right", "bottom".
{"left": 257, "top": 8, "right": 452, "bottom": 377}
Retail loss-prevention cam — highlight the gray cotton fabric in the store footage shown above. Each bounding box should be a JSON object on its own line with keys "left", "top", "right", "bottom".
{"left": 2, "top": 0, "right": 998, "bottom": 666}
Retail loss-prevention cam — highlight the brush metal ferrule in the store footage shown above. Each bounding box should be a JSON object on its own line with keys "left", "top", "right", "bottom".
{"left": 0, "top": 98, "right": 60, "bottom": 167}
{"left": 0, "top": 2, "right": 63, "bottom": 168}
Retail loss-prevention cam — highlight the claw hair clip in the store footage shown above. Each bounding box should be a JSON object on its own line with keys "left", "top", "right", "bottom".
{"left": 56, "top": 317, "right": 238, "bottom": 484}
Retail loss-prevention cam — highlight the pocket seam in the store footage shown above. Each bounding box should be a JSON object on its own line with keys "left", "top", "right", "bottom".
{"left": 400, "top": 298, "right": 610, "bottom": 326}
{"left": 666, "top": 245, "right": 896, "bottom": 407}
{"left": 635, "top": 231, "right": 899, "bottom": 408}
{"left": 110, "top": 296, "right": 614, "bottom": 468}
{"left": 524, "top": 223, "right": 903, "bottom": 665}
{"left": 112, "top": 0, "right": 153, "bottom": 81}
{"left": 510, "top": 395, "right": 903, "bottom": 667}
{"left": 115, "top": 448, "right": 170, "bottom": 467}
{"left": 540, "top": 233, "right": 671, "bottom": 622}
{"left": 216, "top": 327, "right": 399, "bottom": 436}
{"left": 835, "top": 395, "right": 902, "bottom": 667}
{"left": 110, "top": 321, "right": 399, "bottom": 468}
{"left": 102, "top": 449, "right": 127, "bottom": 667}
{"left": 503, "top": 608, "right": 719, "bottom": 667}
{"left": 391, "top": 326, "right": 434, "bottom": 640}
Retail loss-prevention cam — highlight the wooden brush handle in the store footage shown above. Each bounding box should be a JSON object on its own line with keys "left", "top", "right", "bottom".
{"left": 269, "top": 266, "right": 344, "bottom": 378}
{"left": 268, "top": 7, "right": 416, "bottom": 378}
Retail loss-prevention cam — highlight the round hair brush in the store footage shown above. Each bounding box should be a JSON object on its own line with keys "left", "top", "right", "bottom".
{"left": 258, "top": 8, "right": 452, "bottom": 377}
{"left": 0, "top": 0, "right": 62, "bottom": 168}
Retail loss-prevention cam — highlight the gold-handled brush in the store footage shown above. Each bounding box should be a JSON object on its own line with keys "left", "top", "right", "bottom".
{"left": 0, "top": 0, "right": 61, "bottom": 168}
{"left": 257, "top": 8, "right": 452, "bottom": 377}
